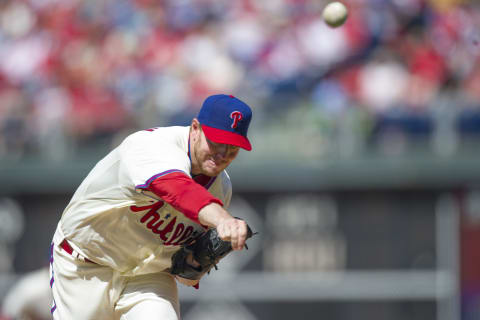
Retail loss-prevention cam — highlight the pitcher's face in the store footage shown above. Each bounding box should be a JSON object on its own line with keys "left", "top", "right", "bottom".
{"left": 190, "top": 119, "right": 239, "bottom": 177}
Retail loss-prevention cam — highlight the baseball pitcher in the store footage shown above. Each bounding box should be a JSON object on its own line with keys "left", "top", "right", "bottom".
{"left": 49, "top": 94, "right": 255, "bottom": 319}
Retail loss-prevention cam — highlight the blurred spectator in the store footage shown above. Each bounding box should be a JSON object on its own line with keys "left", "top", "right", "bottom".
{"left": 0, "top": 198, "right": 24, "bottom": 273}
{"left": 357, "top": 49, "right": 409, "bottom": 113}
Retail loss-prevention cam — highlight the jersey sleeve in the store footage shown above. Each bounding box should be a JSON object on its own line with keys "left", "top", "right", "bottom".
{"left": 147, "top": 172, "right": 223, "bottom": 224}
{"left": 118, "top": 129, "right": 191, "bottom": 191}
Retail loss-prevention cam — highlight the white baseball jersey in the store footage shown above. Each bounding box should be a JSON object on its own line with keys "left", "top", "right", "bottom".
{"left": 52, "top": 126, "right": 232, "bottom": 276}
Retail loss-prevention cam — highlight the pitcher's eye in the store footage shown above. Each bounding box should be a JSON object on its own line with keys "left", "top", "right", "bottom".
{"left": 205, "top": 137, "right": 218, "bottom": 148}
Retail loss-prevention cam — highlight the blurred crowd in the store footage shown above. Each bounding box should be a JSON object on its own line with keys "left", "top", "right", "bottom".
{"left": 0, "top": 0, "right": 479, "bottom": 159}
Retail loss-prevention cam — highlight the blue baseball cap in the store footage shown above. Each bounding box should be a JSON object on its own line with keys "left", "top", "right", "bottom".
{"left": 197, "top": 94, "right": 252, "bottom": 151}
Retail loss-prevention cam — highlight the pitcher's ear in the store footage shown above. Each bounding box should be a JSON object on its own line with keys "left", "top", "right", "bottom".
{"left": 191, "top": 118, "right": 201, "bottom": 130}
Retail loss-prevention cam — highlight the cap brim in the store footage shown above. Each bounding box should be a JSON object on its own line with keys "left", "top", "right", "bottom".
{"left": 202, "top": 125, "right": 252, "bottom": 151}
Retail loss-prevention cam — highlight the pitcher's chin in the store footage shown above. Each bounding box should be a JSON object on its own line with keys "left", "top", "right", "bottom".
{"left": 203, "top": 161, "right": 222, "bottom": 176}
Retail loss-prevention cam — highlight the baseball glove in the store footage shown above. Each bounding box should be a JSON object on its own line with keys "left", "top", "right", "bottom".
{"left": 169, "top": 221, "right": 256, "bottom": 280}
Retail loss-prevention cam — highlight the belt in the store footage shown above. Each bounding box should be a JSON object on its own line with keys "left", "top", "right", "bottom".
{"left": 60, "top": 239, "right": 96, "bottom": 264}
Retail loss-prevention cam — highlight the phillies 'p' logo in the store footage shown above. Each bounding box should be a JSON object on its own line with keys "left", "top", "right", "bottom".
{"left": 230, "top": 111, "right": 243, "bottom": 129}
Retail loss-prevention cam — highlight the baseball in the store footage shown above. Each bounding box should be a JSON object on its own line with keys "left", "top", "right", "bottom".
{"left": 322, "top": 2, "right": 348, "bottom": 28}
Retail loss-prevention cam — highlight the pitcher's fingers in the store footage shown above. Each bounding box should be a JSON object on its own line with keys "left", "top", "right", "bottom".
{"left": 217, "top": 223, "right": 231, "bottom": 241}
{"left": 231, "top": 226, "right": 239, "bottom": 250}
{"left": 233, "top": 221, "right": 247, "bottom": 250}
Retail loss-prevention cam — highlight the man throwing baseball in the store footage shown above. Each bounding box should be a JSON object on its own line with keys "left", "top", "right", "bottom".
{"left": 49, "top": 94, "right": 253, "bottom": 319}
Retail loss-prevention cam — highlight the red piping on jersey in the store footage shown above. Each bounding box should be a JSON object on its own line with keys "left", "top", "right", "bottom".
{"left": 146, "top": 172, "right": 223, "bottom": 224}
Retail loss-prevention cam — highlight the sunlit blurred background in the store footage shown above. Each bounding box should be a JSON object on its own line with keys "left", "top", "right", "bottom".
{"left": 0, "top": 0, "right": 480, "bottom": 319}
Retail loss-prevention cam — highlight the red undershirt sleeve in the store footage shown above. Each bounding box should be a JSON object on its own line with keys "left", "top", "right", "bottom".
{"left": 146, "top": 172, "right": 223, "bottom": 224}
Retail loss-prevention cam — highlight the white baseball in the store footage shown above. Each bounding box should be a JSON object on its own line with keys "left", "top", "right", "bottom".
{"left": 322, "top": 2, "right": 348, "bottom": 28}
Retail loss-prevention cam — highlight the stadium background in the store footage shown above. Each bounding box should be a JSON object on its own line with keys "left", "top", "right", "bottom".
{"left": 0, "top": 0, "right": 480, "bottom": 319}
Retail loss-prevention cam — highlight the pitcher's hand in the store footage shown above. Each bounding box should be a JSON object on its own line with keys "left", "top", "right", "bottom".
{"left": 216, "top": 218, "right": 248, "bottom": 251}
